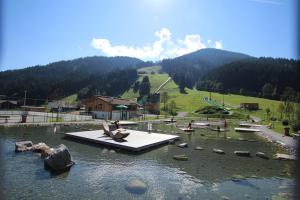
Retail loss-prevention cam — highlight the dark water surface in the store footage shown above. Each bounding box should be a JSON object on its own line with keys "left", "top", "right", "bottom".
{"left": 0, "top": 122, "right": 296, "bottom": 199}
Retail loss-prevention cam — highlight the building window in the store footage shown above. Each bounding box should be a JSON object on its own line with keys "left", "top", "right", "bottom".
{"left": 96, "top": 104, "right": 102, "bottom": 111}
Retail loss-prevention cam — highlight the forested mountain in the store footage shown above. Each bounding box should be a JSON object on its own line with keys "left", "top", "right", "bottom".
{"left": 196, "top": 57, "right": 300, "bottom": 98}
{"left": 0, "top": 56, "right": 142, "bottom": 102}
{"left": 1, "top": 48, "right": 299, "bottom": 104}
{"left": 161, "top": 48, "right": 251, "bottom": 92}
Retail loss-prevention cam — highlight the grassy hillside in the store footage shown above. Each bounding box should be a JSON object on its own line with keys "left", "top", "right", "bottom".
{"left": 123, "top": 66, "right": 284, "bottom": 120}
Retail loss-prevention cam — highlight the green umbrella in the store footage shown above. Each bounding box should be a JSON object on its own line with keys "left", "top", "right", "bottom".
{"left": 116, "top": 105, "right": 128, "bottom": 110}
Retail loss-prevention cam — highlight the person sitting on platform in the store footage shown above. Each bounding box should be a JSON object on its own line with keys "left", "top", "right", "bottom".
{"left": 187, "top": 121, "right": 192, "bottom": 129}
{"left": 114, "top": 120, "right": 121, "bottom": 129}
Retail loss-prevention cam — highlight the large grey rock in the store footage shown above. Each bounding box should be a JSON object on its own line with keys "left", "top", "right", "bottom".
{"left": 15, "top": 141, "right": 33, "bottom": 152}
{"left": 125, "top": 178, "right": 147, "bottom": 194}
{"left": 31, "top": 142, "right": 50, "bottom": 153}
{"left": 44, "top": 144, "right": 74, "bottom": 171}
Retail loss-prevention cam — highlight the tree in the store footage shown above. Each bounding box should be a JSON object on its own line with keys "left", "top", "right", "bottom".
{"left": 281, "top": 87, "right": 296, "bottom": 120}
{"left": 133, "top": 81, "right": 140, "bottom": 93}
{"left": 265, "top": 107, "right": 271, "bottom": 120}
{"left": 262, "top": 83, "right": 273, "bottom": 98}
{"left": 168, "top": 100, "right": 177, "bottom": 116}
{"left": 139, "top": 76, "right": 151, "bottom": 97}
{"left": 160, "top": 91, "right": 169, "bottom": 111}
{"left": 277, "top": 103, "right": 284, "bottom": 120}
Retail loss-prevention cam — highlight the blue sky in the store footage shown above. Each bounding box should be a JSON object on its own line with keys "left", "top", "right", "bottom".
{"left": 0, "top": 0, "right": 298, "bottom": 70}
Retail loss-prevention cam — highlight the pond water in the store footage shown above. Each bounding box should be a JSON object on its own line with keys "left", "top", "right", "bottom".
{"left": 0, "top": 121, "right": 296, "bottom": 199}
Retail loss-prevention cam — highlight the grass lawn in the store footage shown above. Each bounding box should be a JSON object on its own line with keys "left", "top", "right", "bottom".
{"left": 123, "top": 66, "right": 295, "bottom": 134}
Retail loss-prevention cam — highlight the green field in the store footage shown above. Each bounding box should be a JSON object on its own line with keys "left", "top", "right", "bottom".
{"left": 123, "top": 66, "right": 283, "bottom": 116}
{"left": 122, "top": 66, "right": 292, "bottom": 134}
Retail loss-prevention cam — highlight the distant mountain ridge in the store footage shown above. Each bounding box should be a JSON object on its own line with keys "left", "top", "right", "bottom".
{"left": 1, "top": 48, "right": 298, "bottom": 103}
{"left": 174, "top": 48, "right": 252, "bottom": 68}
{"left": 161, "top": 48, "right": 252, "bottom": 92}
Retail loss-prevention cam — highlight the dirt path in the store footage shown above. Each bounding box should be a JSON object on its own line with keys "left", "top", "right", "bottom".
{"left": 257, "top": 125, "right": 298, "bottom": 151}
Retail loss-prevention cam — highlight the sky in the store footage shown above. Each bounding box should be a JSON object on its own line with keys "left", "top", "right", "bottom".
{"left": 0, "top": 0, "right": 298, "bottom": 71}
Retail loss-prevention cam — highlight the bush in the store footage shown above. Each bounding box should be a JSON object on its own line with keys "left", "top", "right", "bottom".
{"left": 270, "top": 117, "right": 277, "bottom": 121}
{"left": 282, "top": 119, "right": 289, "bottom": 126}
{"left": 292, "top": 121, "right": 300, "bottom": 132}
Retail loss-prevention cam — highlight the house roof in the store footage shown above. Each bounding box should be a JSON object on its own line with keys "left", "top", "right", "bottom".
{"left": 96, "top": 96, "right": 137, "bottom": 106}
{"left": 0, "top": 100, "right": 18, "bottom": 105}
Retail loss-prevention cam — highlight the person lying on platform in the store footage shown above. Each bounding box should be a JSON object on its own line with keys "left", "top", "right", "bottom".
{"left": 102, "top": 122, "right": 129, "bottom": 140}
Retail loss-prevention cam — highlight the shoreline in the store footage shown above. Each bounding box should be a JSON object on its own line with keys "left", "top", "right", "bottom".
{"left": 1, "top": 119, "right": 298, "bottom": 153}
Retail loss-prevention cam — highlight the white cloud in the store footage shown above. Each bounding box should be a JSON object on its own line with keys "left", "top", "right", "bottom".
{"left": 91, "top": 28, "right": 222, "bottom": 60}
{"left": 215, "top": 41, "right": 222, "bottom": 49}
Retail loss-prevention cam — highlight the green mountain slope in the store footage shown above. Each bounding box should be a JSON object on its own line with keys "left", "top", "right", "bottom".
{"left": 0, "top": 56, "right": 142, "bottom": 101}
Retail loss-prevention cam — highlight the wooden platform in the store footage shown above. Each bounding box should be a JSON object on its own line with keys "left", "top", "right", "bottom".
{"left": 235, "top": 127, "right": 260, "bottom": 132}
{"left": 110, "top": 121, "right": 138, "bottom": 126}
{"left": 65, "top": 129, "right": 179, "bottom": 151}
{"left": 239, "top": 123, "right": 262, "bottom": 127}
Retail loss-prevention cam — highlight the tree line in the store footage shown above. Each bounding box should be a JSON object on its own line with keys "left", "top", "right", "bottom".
{"left": 0, "top": 56, "right": 142, "bottom": 104}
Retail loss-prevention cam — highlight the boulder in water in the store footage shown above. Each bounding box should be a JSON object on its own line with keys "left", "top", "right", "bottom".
{"left": 44, "top": 144, "right": 74, "bottom": 172}
{"left": 15, "top": 141, "right": 33, "bottom": 152}
{"left": 31, "top": 142, "right": 50, "bottom": 153}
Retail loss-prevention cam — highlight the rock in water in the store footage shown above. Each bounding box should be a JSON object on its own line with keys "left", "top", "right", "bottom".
{"left": 31, "top": 142, "right": 50, "bottom": 153}
{"left": 125, "top": 179, "right": 147, "bottom": 194}
{"left": 173, "top": 155, "right": 188, "bottom": 161}
{"left": 195, "top": 146, "right": 204, "bottom": 150}
{"left": 256, "top": 152, "right": 269, "bottom": 159}
{"left": 234, "top": 151, "right": 251, "bottom": 157}
{"left": 15, "top": 141, "right": 33, "bottom": 152}
{"left": 44, "top": 144, "right": 74, "bottom": 172}
{"left": 41, "top": 148, "right": 54, "bottom": 159}
{"left": 178, "top": 143, "right": 188, "bottom": 148}
{"left": 213, "top": 148, "right": 225, "bottom": 154}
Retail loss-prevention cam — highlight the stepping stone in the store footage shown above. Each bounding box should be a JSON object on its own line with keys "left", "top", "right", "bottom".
{"left": 275, "top": 153, "right": 296, "bottom": 161}
{"left": 213, "top": 148, "right": 225, "bottom": 154}
{"left": 256, "top": 152, "right": 269, "bottom": 159}
{"left": 195, "top": 146, "right": 204, "bottom": 150}
{"left": 173, "top": 154, "right": 188, "bottom": 161}
{"left": 234, "top": 151, "right": 251, "bottom": 157}
{"left": 178, "top": 143, "right": 188, "bottom": 148}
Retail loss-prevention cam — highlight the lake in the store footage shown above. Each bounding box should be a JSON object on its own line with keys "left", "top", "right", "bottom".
{"left": 0, "top": 121, "right": 296, "bottom": 199}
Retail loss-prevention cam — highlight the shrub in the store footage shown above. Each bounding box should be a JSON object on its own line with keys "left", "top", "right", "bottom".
{"left": 292, "top": 121, "right": 300, "bottom": 132}
{"left": 282, "top": 119, "right": 289, "bottom": 126}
